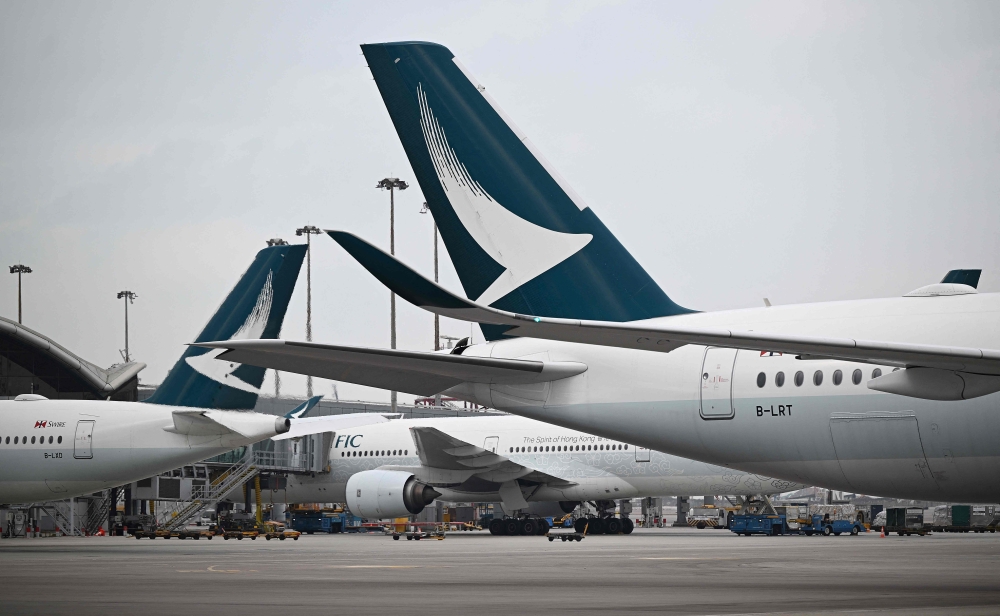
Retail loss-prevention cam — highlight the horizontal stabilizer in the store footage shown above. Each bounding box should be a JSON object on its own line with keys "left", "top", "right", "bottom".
{"left": 273, "top": 412, "right": 392, "bottom": 441}
{"left": 168, "top": 409, "right": 289, "bottom": 440}
{"left": 191, "top": 339, "right": 587, "bottom": 397}
{"left": 410, "top": 426, "right": 575, "bottom": 486}
{"left": 330, "top": 230, "right": 1000, "bottom": 378}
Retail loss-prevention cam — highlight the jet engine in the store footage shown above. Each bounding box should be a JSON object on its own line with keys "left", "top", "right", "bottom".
{"left": 345, "top": 470, "right": 441, "bottom": 518}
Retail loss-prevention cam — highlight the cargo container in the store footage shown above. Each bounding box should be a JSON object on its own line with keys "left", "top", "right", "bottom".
{"left": 885, "top": 507, "right": 927, "bottom": 536}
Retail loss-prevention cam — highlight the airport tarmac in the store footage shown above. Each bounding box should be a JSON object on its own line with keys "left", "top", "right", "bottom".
{"left": 2, "top": 526, "right": 999, "bottom": 615}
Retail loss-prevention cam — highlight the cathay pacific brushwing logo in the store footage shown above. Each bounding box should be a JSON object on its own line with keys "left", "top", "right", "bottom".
{"left": 418, "top": 85, "right": 592, "bottom": 306}
{"left": 185, "top": 270, "right": 273, "bottom": 393}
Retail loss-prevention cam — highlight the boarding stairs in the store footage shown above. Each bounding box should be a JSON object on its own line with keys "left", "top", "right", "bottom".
{"left": 83, "top": 488, "right": 121, "bottom": 535}
{"left": 39, "top": 502, "right": 83, "bottom": 536}
{"left": 159, "top": 451, "right": 259, "bottom": 532}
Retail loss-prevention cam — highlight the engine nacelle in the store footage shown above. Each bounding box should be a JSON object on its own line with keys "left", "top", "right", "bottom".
{"left": 345, "top": 470, "right": 441, "bottom": 519}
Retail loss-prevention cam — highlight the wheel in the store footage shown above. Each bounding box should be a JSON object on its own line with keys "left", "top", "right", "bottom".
{"left": 237, "top": 536, "right": 242, "bottom": 540}
{"left": 135, "top": 535, "right": 141, "bottom": 540}
{"left": 414, "top": 535, "right": 421, "bottom": 540}
{"left": 207, "top": 536, "right": 212, "bottom": 540}
{"left": 406, "top": 535, "right": 413, "bottom": 540}
{"left": 605, "top": 518, "right": 622, "bottom": 534}
{"left": 489, "top": 519, "right": 505, "bottom": 536}
{"left": 823, "top": 526, "right": 833, "bottom": 536}
{"left": 251, "top": 536, "right": 256, "bottom": 540}
{"left": 622, "top": 518, "right": 634, "bottom": 535}
{"left": 834, "top": 532, "right": 842, "bottom": 536}
{"left": 266, "top": 536, "right": 271, "bottom": 541}
{"left": 696, "top": 522, "right": 706, "bottom": 529}
{"left": 293, "top": 537, "right": 298, "bottom": 540}
{"left": 393, "top": 535, "right": 400, "bottom": 541}
{"left": 504, "top": 519, "right": 520, "bottom": 535}
{"left": 536, "top": 519, "right": 550, "bottom": 536}
{"left": 589, "top": 518, "right": 606, "bottom": 535}
{"left": 575, "top": 536, "right": 582, "bottom": 542}
{"left": 548, "top": 536, "right": 555, "bottom": 542}
{"left": 520, "top": 519, "right": 537, "bottom": 535}
{"left": 224, "top": 536, "right": 229, "bottom": 540}
{"left": 574, "top": 518, "right": 589, "bottom": 533}
{"left": 850, "top": 527, "right": 859, "bottom": 536}
{"left": 804, "top": 530, "right": 813, "bottom": 536}
{"left": 280, "top": 536, "right": 286, "bottom": 541}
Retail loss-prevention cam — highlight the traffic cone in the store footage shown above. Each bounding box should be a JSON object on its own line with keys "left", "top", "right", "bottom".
{"left": 880, "top": 526, "right": 885, "bottom": 538}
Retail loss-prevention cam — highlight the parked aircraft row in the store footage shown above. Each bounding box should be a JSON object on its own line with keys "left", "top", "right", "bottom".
{"left": 203, "top": 41, "right": 1000, "bottom": 505}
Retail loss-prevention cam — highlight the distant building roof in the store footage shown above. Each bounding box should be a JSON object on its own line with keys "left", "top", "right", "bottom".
{"left": 0, "top": 315, "right": 145, "bottom": 400}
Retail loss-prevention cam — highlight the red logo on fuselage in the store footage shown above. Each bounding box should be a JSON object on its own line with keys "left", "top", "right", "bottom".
{"left": 34, "top": 420, "right": 47, "bottom": 428}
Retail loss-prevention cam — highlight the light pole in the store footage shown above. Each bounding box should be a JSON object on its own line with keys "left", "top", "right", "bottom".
{"left": 266, "top": 238, "right": 288, "bottom": 396}
{"left": 419, "top": 202, "right": 441, "bottom": 351}
{"left": 377, "top": 177, "right": 408, "bottom": 412}
{"left": 295, "top": 226, "right": 323, "bottom": 397}
{"left": 8, "top": 264, "right": 32, "bottom": 324}
{"left": 116, "top": 290, "right": 137, "bottom": 363}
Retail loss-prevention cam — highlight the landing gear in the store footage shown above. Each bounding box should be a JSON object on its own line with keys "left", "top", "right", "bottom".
{"left": 489, "top": 519, "right": 506, "bottom": 535}
{"left": 520, "top": 518, "right": 537, "bottom": 535}
{"left": 573, "top": 516, "right": 632, "bottom": 535}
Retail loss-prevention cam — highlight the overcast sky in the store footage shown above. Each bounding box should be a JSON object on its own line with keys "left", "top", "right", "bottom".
{"left": 1, "top": 1, "right": 997, "bottom": 403}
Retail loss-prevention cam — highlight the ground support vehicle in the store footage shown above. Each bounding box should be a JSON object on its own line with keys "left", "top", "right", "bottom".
{"left": 572, "top": 516, "right": 634, "bottom": 535}
{"left": 290, "top": 509, "right": 353, "bottom": 534}
{"left": 392, "top": 525, "right": 447, "bottom": 541}
{"left": 263, "top": 521, "right": 300, "bottom": 541}
{"left": 688, "top": 505, "right": 729, "bottom": 529}
{"left": 930, "top": 505, "right": 998, "bottom": 533}
{"left": 801, "top": 515, "right": 864, "bottom": 536}
{"left": 730, "top": 514, "right": 790, "bottom": 536}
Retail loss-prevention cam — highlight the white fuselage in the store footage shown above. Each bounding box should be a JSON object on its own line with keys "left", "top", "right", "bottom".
{"left": 0, "top": 400, "right": 270, "bottom": 503}
{"left": 442, "top": 293, "right": 1000, "bottom": 502}
{"left": 264, "top": 415, "right": 802, "bottom": 505}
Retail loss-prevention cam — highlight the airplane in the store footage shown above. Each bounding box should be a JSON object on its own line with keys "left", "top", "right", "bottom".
{"left": 259, "top": 413, "right": 803, "bottom": 534}
{"left": 0, "top": 244, "right": 386, "bottom": 504}
{"left": 199, "top": 41, "right": 1000, "bottom": 504}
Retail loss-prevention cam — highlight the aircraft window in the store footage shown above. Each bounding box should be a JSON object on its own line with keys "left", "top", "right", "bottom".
{"left": 588, "top": 445, "right": 592, "bottom": 450}
{"left": 775, "top": 371, "right": 785, "bottom": 387}
{"left": 405, "top": 450, "right": 408, "bottom": 455}
{"left": 57, "top": 436, "right": 62, "bottom": 444}
{"left": 833, "top": 370, "right": 843, "bottom": 386}
{"left": 510, "top": 447, "right": 514, "bottom": 453}
{"left": 624, "top": 444, "right": 628, "bottom": 450}
{"left": 48, "top": 436, "right": 53, "bottom": 444}
{"left": 546, "top": 446, "right": 551, "bottom": 452}
{"left": 794, "top": 371, "right": 804, "bottom": 387}
{"left": 813, "top": 370, "right": 823, "bottom": 386}
{"left": 341, "top": 452, "right": 344, "bottom": 457}
{"left": 756, "top": 372, "right": 766, "bottom": 388}
{"left": 14, "top": 437, "right": 18, "bottom": 444}
{"left": 872, "top": 368, "right": 882, "bottom": 379}
{"left": 31, "top": 436, "right": 36, "bottom": 444}
{"left": 852, "top": 369, "right": 863, "bottom": 385}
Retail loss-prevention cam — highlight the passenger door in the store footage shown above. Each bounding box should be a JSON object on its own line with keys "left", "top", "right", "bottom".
{"left": 635, "top": 446, "right": 650, "bottom": 462}
{"left": 700, "top": 347, "right": 737, "bottom": 419}
{"left": 74, "top": 420, "right": 95, "bottom": 459}
{"left": 484, "top": 436, "right": 499, "bottom": 454}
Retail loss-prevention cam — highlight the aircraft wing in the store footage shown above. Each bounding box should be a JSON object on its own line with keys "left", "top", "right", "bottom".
{"left": 168, "top": 409, "right": 389, "bottom": 441}
{"left": 273, "top": 412, "right": 392, "bottom": 441}
{"left": 329, "top": 230, "right": 1000, "bottom": 381}
{"left": 168, "top": 409, "right": 289, "bottom": 439}
{"left": 409, "top": 426, "right": 576, "bottom": 486}
{"left": 191, "top": 340, "right": 587, "bottom": 397}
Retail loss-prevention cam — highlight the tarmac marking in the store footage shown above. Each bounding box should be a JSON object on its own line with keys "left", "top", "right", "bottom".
{"left": 175, "top": 565, "right": 259, "bottom": 573}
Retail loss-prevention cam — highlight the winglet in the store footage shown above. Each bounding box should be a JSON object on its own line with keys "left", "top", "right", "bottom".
{"left": 284, "top": 395, "right": 324, "bottom": 419}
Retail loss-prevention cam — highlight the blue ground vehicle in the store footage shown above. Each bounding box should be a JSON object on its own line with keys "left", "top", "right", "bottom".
{"left": 290, "top": 510, "right": 349, "bottom": 534}
{"left": 802, "top": 515, "right": 864, "bottom": 536}
{"left": 730, "top": 514, "right": 864, "bottom": 536}
{"left": 729, "top": 515, "right": 790, "bottom": 536}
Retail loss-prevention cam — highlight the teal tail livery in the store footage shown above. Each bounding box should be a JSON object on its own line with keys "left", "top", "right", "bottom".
{"left": 360, "top": 42, "right": 691, "bottom": 339}
{"left": 145, "top": 244, "right": 306, "bottom": 410}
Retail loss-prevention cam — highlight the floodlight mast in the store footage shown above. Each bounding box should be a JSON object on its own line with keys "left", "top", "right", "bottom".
{"left": 295, "top": 226, "right": 323, "bottom": 397}
{"left": 8, "top": 264, "right": 32, "bottom": 324}
{"left": 377, "top": 177, "right": 408, "bottom": 412}
{"left": 420, "top": 202, "right": 440, "bottom": 352}
{"left": 116, "top": 290, "right": 137, "bottom": 363}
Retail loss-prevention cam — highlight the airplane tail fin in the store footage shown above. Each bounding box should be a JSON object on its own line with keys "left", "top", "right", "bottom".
{"left": 285, "top": 395, "right": 324, "bottom": 419}
{"left": 360, "top": 42, "right": 691, "bottom": 339}
{"left": 145, "top": 244, "right": 306, "bottom": 410}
